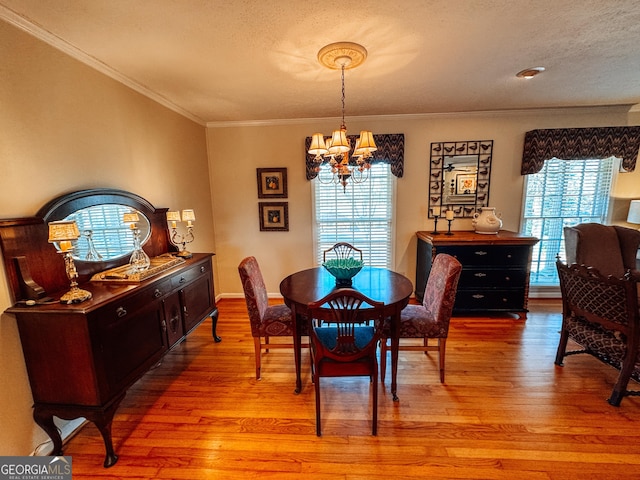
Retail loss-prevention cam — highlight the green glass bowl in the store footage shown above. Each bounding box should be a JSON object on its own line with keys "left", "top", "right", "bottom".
{"left": 322, "top": 258, "right": 364, "bottom": 286}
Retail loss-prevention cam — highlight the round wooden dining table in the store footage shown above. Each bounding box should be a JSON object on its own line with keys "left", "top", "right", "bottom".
{"left": 279, "top": 266, "right": 413, "bottom": 401}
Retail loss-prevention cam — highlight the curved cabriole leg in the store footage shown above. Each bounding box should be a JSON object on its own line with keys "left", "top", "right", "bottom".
{"left": 211, "top": 308, "right": 222, "bottom": 342}
{"left": 33, "top": 408, "right": 63, "bottom": 456}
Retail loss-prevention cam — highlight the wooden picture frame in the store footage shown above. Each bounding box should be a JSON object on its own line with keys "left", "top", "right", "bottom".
{"left": 257, "top": 168, "right": 287, "bottom": 198}
{"left": 456, "top": 173, "right": 477, "bottom": 194}
{"left": 258, "top": 202, "right": 289, "bottom": 231}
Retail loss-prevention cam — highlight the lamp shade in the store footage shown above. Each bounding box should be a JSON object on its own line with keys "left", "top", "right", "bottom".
{"left": 328, "top": 128, "right": 350, "bottom": 155}
{"left": 308, "top": 133, "right": 328, "bottom": 156}
{"left": 48, "top": 220, "right": 80, "bottom": 243}
{"left": 122, "top": 212, "right": 140, "bottom": 223}
{"left": 627, "top": 200, "right": 640, "bottom": 224}
{"left": 166, "top": 211, "right": 181, "bottom": 222}
{"left": 181, "top": 209, "right": 196, "bottom": 222}
{"left": 357, "top": 130, "right": 377, "bottom": 153}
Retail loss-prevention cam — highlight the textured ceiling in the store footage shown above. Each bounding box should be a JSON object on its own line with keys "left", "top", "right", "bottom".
{"left": 2, "top": 0, "right": 640, "bottom": 124}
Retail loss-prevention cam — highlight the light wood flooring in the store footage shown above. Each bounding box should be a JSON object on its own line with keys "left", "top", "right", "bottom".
{"left": 63, "top": 298, "right": 640, "bottom": 479}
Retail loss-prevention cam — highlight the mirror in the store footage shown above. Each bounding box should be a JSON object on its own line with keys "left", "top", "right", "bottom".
{"left": 429, "top": 140, "right": 492, "bottom": 218}
{"left": 62, "top": 204, "right": 151, "bottom": 262}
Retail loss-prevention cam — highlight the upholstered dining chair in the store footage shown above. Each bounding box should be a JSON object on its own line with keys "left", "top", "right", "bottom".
{"left": 238, "top": 256, "right": 296, "bottom": 380}
{"left": 322, "top": 242, "right": 363, "bottom": 262}
{"left": 308, "top": 289, "right": 385, "bottom": 436}
{"left": 380, "top": 253, "right": 462, "bottom": 384}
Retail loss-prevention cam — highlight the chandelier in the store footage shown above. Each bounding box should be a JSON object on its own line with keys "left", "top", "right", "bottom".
{"left": 308, "top": 42, "right": 377, "bottom": 191}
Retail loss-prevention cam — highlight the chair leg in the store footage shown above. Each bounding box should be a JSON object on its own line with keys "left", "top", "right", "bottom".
{"left": 372, "top": 361, "right": 378, "bottom": 436}
{"left": 253, "top": 337, "right": 262, "bottom": 380}
{"left": 315, "top": 376, "right": 322, "bottom": 436}
{"left": 380, "top": 338, "right": 386, "bottom": 381}
{"left": 438, "top": 338, "right": 446, "bottom": 383}
{"left": 424, "top": 337, "right": 430, "bottom": 355}
{"left": 264, "top": 335, "right": 270, "bottom": 353}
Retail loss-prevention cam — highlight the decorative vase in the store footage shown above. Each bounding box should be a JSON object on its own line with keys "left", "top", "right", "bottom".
{"left": 472, "top": 207, "right": 503, "bottom": 234}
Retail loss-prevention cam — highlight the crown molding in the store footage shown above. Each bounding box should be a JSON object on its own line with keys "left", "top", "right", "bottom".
{"left": 207, "top": 105, "right": 634, "bottom": 128}
{"left": 1, "top": 5, "right": 204, "bottom": 125}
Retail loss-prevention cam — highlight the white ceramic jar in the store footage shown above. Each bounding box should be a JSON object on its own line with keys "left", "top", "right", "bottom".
{"left": 472, "top": 207, "right": 503, "bottom": 234}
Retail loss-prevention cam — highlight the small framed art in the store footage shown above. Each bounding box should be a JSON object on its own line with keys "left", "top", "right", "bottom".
{"left": 456, "top": 173, "right": 477, "bottom": 194}
{"left": 258, "top": 202, "right": 289, "bottom": 231}
{"left": 257, "top": 168, "right": 287, "bottom": 198}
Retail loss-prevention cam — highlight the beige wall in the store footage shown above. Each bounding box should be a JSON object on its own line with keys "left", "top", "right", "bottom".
{"left": 209, "top": 107, "right": 640, "bottom": 297}
{"left": 0, "top": 21, "right": 214, "bottom": 455}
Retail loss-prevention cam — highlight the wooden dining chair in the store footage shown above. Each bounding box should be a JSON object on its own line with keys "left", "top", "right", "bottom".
{"left": 322, "top": 242, "right": 363, "bottom": 262}
{"left": 238, "top": 256, "right": 296, "bottom": 380}
{"left": 380, "top": 253, "right": 462, "bottom": 384}
{"left": 308, "top": 288, "right": 385, "bottom": 436}
{"left": 555, "top": 260, "right": 640, "bottom": 406}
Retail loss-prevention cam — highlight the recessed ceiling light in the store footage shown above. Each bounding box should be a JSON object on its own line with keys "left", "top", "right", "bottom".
{"left": 516, "top": 67, "right": 545, "bottom": 79}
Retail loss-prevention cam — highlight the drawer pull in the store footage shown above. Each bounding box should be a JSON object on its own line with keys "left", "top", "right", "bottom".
{"left": 474, "top": 250, "right": 488, "bottom": 256}
{"left": 179, "top": 276, "right": 186, "bottom": 284}
{"left": 116, "top": 306, "right": 127, "bottom": 318}
{"left": 505, "top": 276, "right": 511, "bottom": 281}
{"left": 161, "top": 319, "right": 167, "bottom": 332}
{"left": 153, "top": 289, "right": 163, "bottom": 298}
{"left": 472, "top": 294, "right": 485, "bottom": 299}
{"left": 474, "top": 272, "right": 487, "bottom": 278}
{"left": 200, "top": 266, "right": 206, "bottom": 273}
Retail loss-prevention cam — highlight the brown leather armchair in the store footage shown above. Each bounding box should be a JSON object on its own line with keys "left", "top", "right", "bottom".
{"left": 564, "top": 223, "right": 640, "bottom": 279}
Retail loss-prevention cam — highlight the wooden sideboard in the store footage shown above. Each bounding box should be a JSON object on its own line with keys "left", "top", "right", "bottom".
{"left": 0, "top": 189, "right": 219, "bottom": 467}
{"left": 416, "top": 230, "right": 539, "bottom": 318}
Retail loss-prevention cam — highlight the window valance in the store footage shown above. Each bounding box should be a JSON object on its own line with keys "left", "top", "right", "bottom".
{"left": 521, "top": 127, "right": 640, "bottom": 175}
{"left": 305, "top": 133, "right": 405, "bottom": 180}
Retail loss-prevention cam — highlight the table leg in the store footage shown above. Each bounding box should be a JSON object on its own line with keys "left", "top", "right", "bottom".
{"left": 292, "top": 304, "right": 302, "bottom": 394}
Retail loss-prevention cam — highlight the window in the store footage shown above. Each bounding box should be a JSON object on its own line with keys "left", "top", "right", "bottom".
{"left": 313, "top": 162, "right": 395, "bottom": 268}
{"left": 521, "top": 157, "right": 616, "bottom": 286}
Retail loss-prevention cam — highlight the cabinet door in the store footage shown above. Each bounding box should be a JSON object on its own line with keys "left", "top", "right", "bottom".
{"left": 181, "top": 274, "right": 215, "bottom": 334}
{"left": 163, "top": 293, "right": 185, "bottom": 348}
{"left": 92, "top": 298, "right": 167, "bottom": 400}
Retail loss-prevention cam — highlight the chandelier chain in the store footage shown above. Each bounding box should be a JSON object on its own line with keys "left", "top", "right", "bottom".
{"left": 341, "top": 64, "right": 346, "bottom": 130}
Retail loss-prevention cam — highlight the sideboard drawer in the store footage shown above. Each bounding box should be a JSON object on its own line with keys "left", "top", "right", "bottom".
{"left": 436, "top": 244, "right": 530, "bottom": 266}
{"left": 459, "top": 268, "right": 529, "bottom": 287}
{"left": 171, "top": 262, "right": 209, "bottom": 289}
{"left": 455, "top": 288, "right": 527, "bottom": 311}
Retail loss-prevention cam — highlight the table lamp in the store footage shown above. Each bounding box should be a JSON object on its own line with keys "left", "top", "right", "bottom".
{"left": 627, "top": 200, "right": 640, "bottom": 228}
{"left": 48, "top": 220, "right": 92, "bottom": 304}
{"left": 123, "top": 211, "right": 150, "bottom": 271}
{"left": 166, "top": 209, "right": 195, "bottom": 258}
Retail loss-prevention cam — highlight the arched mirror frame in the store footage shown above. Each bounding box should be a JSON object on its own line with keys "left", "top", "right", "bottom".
{"left": 429, "top": 140, "right": 493, "bottom": 218}
{"left": 0, "top": 189, "right": 172, "bottom": 303}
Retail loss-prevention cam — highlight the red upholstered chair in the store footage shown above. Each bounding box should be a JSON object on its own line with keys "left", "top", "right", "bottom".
{"left": 238, "top": 256, "right": 295, "bottom": 380}
{"left": 308, "top": 289, "right": 385, "bottom": 436}
{"left": 380, "top": 253, "right": 462, "bottom": 384}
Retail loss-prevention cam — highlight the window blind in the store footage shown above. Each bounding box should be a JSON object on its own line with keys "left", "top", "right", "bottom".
{"left": 522, "top": 157, "right": 615, "bottom": 285}
{"left": 313, "top": 163, "right": 394, "bottom": 268}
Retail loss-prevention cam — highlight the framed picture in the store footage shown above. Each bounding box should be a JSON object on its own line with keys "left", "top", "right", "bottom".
{"left": 456, "top": 173, "right": 477, "bottom": 194}
{"left": 257, "top": 168, "right": 287, "bottom": 198}
{"left": 258, "top": 202, "right": 289, "bottom": 231}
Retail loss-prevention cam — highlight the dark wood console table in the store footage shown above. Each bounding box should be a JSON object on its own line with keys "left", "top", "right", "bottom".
{"left": 0, "top": 189, "right": 219, "bottom": 467}
{"left": 416, "top": 230, "right": 538, "bottom": 318}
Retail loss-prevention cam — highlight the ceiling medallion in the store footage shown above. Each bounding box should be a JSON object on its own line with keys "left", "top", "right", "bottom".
{"left": 317, "top": 42, "right": 368, "bottom": 70}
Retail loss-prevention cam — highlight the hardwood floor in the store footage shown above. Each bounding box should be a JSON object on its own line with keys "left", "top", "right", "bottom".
{"left": 63, "top": 298, "right": 640, "bottom": 480}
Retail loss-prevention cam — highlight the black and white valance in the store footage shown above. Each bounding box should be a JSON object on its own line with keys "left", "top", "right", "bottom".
{"left": 521, "top": 126, "right": 640, "bottom": 175}
{"left": 305, "top": 133, "right": 405, "bottom": 180}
